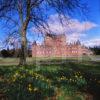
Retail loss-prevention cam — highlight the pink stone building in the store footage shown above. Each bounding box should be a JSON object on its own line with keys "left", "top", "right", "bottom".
{"left": 32, "top": 34, "right": 93, "bottom": 57}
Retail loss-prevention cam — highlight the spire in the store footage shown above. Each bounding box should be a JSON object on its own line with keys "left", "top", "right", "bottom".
{"left": 32, "top": 41, "right": 37, "bottom": 45}
{"left": 76, "top": 40, "right": 81, "bottom": 45}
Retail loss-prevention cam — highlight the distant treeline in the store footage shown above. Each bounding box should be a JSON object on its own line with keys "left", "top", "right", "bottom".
{"left": 90, "top": 46, "right": 100, "bottom": 55}
{"left": 0, "top": 48, "right": 32, "bottom": 58}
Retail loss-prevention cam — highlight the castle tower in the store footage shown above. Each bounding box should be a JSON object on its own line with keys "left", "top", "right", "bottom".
{"left": 44, "top": 33, "right": 66, "bottom": 46}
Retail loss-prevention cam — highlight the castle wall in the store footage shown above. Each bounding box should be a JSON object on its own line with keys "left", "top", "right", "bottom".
{"left": 32, "top": 34, "right": 92, "bottom": 58}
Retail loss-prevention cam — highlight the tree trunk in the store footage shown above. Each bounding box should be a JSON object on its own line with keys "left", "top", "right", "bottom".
{"left": 19, "top": 30, "right": 27, "bottom": 66}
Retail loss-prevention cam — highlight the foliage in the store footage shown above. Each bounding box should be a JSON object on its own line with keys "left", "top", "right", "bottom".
{"left": 0, "top": 49, "right": 14, "bottom": 57}
{"left": 90, "top": 46, "right": 100, "bottom": 55}
{"left": 0, "top": 61, "right": 100, "bottom": 99}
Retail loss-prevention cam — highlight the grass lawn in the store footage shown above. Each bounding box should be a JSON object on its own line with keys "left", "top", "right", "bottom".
{"left": 0, "top": 55, "right": 100, "bottom": 66}
{"left": 0, "top": 58, "right": 100, "bottom": 100}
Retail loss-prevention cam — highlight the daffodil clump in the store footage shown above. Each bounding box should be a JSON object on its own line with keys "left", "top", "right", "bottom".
{"left": 73, "top": 71, "right": 87, "bottom": 87}
{"left": 3, "top": 67, "right": 55, "bottom": 100}
{"left": 56, "top": 71, "right": 87, "bottom": 89}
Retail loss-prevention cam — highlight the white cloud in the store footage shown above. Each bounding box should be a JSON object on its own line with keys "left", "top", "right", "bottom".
{"left": 67, "top": 32, "right": 87, "bottom": 43}
{"left": 32, "top": 14, "right": 97, "bottom": 43}
{"left": 82, "top": 38, "right": 100, "bottom": 47}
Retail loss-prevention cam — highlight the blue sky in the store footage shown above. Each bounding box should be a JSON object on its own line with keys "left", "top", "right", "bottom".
{"left": 0, "top": 0, "right": 100, "bottom": 48}
{"left": 80, "top": 0, "right": 100, "bottom": 46}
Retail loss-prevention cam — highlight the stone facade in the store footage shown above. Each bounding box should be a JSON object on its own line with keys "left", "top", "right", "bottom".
{"left": 32, "top": 34, "right": 93, "bottom": 57}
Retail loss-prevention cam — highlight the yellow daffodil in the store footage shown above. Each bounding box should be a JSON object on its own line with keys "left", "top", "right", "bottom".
{"left": 28, "top": 87, "right": 32, "bottom": 92}
{"left": 34, "top": 87, "right": 38, "bottom": 92}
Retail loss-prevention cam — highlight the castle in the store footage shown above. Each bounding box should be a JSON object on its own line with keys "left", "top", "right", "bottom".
{"left": 32, "top": 34, "right": 93, "bottom": 57}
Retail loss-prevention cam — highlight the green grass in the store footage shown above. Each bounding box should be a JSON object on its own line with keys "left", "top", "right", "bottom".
{"left": 0, "top": 55, "right": 100, "bottom": 66}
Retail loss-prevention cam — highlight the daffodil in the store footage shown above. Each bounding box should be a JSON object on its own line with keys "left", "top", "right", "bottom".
{"left": 12, "top": 77, "right": 16, "bottom": 82}
{"left": 28, "top": 87, "right": 32, "bottom": 92}
{"left": 34, "top": 87, "right": 38, "bottom": 92}
{"left": 28, "top": 84, "right": 33, "bottom": 92}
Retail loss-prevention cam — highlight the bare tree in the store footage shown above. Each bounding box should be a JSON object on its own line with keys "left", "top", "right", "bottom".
{"left": 0, "top": 0, "right": 87, "bottom": 65}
